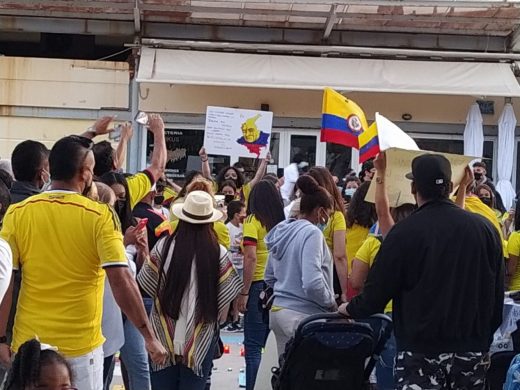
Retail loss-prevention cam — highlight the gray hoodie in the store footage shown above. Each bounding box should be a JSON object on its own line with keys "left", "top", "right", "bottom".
{"left": 265, "top": 218, "right": 336, "bottom": 315}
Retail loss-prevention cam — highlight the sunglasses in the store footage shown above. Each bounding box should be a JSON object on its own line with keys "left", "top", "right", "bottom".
{"left": 68, "top": 135, "right": 94, "bottom": 150}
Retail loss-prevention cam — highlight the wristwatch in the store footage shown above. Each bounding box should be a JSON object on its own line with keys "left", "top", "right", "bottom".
{"left": 0, "top": 336, "right": 7, "bottom": 344}
{"left": 376, "top": 177, "right": 384, "bottom": 184}
{"left": 85, "top": 126, "right": 97, "bottom": 137}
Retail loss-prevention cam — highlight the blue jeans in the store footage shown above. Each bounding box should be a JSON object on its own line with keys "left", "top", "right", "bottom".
{"left": 120, "top": 319, "right": 151, "bottom": 390}
{"left": 376, "top": 314, "right": 396, "bottom": 390}
{"left": 244, "top": 281, "right": 270, "bottom": 390}
{"left": 151, "top": 341, "right": 216, "bottom": 390}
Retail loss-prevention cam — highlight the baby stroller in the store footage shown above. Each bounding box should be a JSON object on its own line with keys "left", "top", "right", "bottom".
{"left": 271, "top": 313, "right": 393, "bottom": 390}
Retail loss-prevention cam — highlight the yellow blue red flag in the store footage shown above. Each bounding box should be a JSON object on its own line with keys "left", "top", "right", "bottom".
{"left": 358, "top": 122, "right": 380, "bottom": 163}
{"left": 321, "top": 87, "right": 379, "bottom": 163}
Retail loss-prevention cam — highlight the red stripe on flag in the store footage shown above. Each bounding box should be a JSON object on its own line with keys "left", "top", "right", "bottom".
{"left": 359, "top": 144, "right": 380, "bottom": 163}
{"left": 321, "top": 128, "right": 359, "bottom": 149}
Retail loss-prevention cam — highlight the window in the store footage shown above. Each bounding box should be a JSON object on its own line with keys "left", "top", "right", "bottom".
{"left": 414, "top": 138, "right": 495, "bottom": 181}
{"left": 146, "top": 129, "right": 228, "bottom": 182}
{"left": 326, "top": 143, "right": 352, "bottom": 180}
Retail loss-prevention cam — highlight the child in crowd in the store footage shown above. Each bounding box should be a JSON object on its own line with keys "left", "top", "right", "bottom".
{"left": 224, "top": 200, "right": 247, "bottom": 332}
{"left": 5, "top": 338, "right": 76, "bottom": 390}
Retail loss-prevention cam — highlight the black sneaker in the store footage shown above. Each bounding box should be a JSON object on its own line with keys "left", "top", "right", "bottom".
{"left": 232, "top": 322, "right": 243, "bottom": 332}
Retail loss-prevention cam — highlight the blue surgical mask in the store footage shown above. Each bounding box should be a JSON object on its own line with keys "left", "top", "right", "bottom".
{"left": 317, "top": 222, "right": 327, "bottom": 232}
{"left": 344, "top": 188, "right": 356, "bottom": 197}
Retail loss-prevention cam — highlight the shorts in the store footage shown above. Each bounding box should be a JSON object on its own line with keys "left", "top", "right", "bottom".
{"left": 395, "top": 351, "right": 490, "bottom": 390}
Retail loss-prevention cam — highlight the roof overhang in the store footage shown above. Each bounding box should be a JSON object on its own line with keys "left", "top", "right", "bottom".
{"left": 137, "top": 47, "right": 520, "bottom": 97}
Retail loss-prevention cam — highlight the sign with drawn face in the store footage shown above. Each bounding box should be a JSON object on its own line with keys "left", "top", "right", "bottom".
{"left": 204, "top": 106, "right": 273, "bottom": 159}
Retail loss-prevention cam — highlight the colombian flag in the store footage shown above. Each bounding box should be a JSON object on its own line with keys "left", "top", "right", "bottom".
{"left": 358, "top": 122, "right": 380, "bottom": 163}
{"left": 321, "top": 88, "right": 379, "bottom": 163}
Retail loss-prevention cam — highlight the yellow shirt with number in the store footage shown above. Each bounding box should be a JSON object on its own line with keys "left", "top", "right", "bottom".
{"left": 507, "top": 231, "right": 520, "bottom": 290}
{"left": 0, "top": 191, "right": 127, "bottom": 357}
{"left": 169, "top": 220, "right": 230, "bottom": 250}
{"left": 127, "top": 171, "right": 154, "bottom": 210}
{"left": 243, "top": 215, "right": 268, "bottom": 282}
{"left": 355, "top": 236, "right": 392, "bottom": 313}
{"left": 323, "top": 211, "right": 347, "bottom": 250}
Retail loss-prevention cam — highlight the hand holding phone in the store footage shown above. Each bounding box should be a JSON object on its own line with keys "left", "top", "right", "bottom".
{"left": 136, "top": 218, "right": 148, "bottom": 231}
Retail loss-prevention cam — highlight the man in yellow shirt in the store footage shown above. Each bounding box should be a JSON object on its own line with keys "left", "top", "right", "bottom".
{"left": 0, "top": 135, "right": 167, "bottom": 390}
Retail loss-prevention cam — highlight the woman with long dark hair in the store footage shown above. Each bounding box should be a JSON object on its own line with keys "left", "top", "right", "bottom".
{"left": 138, "top": 191, "right": 242, "bottom": 389}
{"left": 345, "top": 181, "right": 377, "bottom": 300}
{"left": 100, "top": 171, "right": 135, "bottom": 232}
{"left": 308, "top": 167, "right": 349, "bottom": 302}
{"left": 236, "top": 180, "right": 285, "bottom": 390}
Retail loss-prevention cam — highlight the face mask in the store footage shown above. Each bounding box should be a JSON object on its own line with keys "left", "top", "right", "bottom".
{"left": 474, "top": 172, "right": 483, "bottom": 181}
{"left": 344, "top": 188, "right": 356, "bottom": 197}
{"left": 40, "top": 170, "right": 51, "bottom": 192}
{"left": 479, "top": 196, "right": 493, "bottom": 207}
{"left": 115, "top": 199, "right": 126, "bottom": 216}
{"left": 154, "top": 195, "right": 165, "bottom": 206}
{"left": 224, "top": 194, "right": 235, "bottom": 204}
{"left": 316, "top": 210, "right": 329, "bottom": 231}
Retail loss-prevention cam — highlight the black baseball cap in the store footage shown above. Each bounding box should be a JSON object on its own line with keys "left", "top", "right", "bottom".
{"left": 405, "top": 154, "right": 452, "bottom": 188}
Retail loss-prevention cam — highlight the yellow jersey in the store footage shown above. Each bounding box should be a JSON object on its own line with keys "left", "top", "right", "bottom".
{"left": 354, "top": 236, "right": 392, "bottom": 313}
{"left": 243, "top": 215, "right": 268, "bottom": 282}
{"left": 323, "top": 211, "right": 347, "bottom": 250}
{"left": 346, "top": 224, "right": 370, "bottom": 271}
{"left": 127, "top": 171, "right": 154, "bottom": 210}
{"left": 0, "top": 191, "right": 127, "bottom": 357}
{"left": 170, "top": 220, "right": 230, "bottom": 250}
{"left": 507, "top": 231, "right": 520, "bottom": 290}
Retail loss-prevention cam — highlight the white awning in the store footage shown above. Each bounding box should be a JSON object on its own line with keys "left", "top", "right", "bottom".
{"left": 137, "top": 47, "right": 520, "bottom": 97}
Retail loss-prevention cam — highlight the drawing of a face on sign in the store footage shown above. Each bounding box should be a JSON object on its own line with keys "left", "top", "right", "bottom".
{"left": 348, "top": 115, "right": 364, "bottom": 133}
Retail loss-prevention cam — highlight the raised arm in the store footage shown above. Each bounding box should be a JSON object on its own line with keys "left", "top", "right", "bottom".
{"left": 373, "top": 152, "right": 394, "bottom": 237}
{"left": 248, "top": 152, "right": 271, "bottom": 188}
{"left": 455, "top": 166, "right": 474, "bottom": 209}
{"left": 81, "top": 116, "right": 116, "bottom": 139}
{"left": 114, "top": 122, "right": 133, "bottom": 171}
{"left": 199, "top": 147, "right": 212, "bottom": 180}
{"left": 145, "top": 114, "right": 167, "bottom": 182}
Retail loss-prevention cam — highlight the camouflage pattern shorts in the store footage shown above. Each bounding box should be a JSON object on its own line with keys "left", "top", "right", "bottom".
{"left": 395, "top": 351, "right": 490, "bottom": 390}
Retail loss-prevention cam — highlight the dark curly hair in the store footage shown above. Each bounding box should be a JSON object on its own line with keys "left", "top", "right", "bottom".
{"left": 5, "top": 338, "right": 73, "bottom": 390}
{"left": 216, "top": 166, "right": 245, "bottom": 190}
{"left": 92, "top": 141, "right": 115, "bottom": 177}
{"left": 346, "top": 181, "right": 376, "bottom": 229}
{"left": 100, "top": 171, "right": 135, "bottom": 232}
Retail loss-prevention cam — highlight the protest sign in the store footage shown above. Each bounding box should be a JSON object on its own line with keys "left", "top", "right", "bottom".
{"left": 204, "top": 106, "right": 273, "bottom": 159}
{"left": 365, "top": 148, "right": 475, "bottom": 207}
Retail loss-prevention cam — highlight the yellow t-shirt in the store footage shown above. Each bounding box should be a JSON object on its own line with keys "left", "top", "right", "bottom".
{"left": 354, "top": 236, "right": 392, "bottom": 313}
{"left": 346, "top": 224, "right": 370, "bottom": 271}
{"left": 163, "top": 187, "right": 177, "bottom": 203}
{"left": 170, "top": 220, "right": 230, "bottom": 250}
{"left": 507, "top": 232, "right": 520, "bottom": 290}
{"left": 127, "top": 171, "right": 154, "bottom": 210}
{"left": 464, "top": 196, "right": 504, "bottom": 241}
{"left": 323, "top": 210, "right": 347, "bottom": 250}
{"left": 0, "top": 191, "right": 127, "bottom": 357}
{"left": 241, "top": 182, "right": 252, "bottom": 204}
{"left": 243, "top": 214, "right": 268, "bottom": 282}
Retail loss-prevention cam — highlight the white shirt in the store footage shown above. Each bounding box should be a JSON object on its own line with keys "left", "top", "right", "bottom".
{"left": 280, "top": 163, "right": 299, "bottom": 202}
{"left": 0, "top": 239, "right": 12, "bottom": 304}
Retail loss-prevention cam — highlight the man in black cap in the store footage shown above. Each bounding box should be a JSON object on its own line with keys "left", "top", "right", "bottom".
{"left": 340, "top": 153, "right": 504, "bottom": 389}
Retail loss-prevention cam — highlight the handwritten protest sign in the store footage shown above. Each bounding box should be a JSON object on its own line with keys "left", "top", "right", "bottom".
{"left": 365, "top": 148, "right": 475, "bottom": 207}
{"left": 204, "top": 106, "right": 273, "bottom": 159}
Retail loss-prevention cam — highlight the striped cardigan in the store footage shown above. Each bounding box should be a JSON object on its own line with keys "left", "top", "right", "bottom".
{"left": 137, "top": 237, "right": 243, "bottom": 376}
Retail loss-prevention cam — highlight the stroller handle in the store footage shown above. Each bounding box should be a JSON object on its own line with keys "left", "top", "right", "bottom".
{"left": 297, "top": 312, "right": 392, "bottom": 330}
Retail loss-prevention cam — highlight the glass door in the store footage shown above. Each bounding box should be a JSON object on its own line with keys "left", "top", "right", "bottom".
{"left": 288, "top": 132, "right": 320, "bottom": 167}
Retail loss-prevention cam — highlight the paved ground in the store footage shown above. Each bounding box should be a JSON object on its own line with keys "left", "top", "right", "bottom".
{"left": 110, "top": 331, "right": 247, "bottom": 389}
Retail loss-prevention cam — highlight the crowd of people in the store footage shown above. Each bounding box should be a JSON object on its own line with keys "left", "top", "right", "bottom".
{"left": 0, "top": 113, "right": 512, "bottom": 390}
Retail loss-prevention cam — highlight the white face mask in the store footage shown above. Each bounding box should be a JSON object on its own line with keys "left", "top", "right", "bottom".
{"left": 344, "top": 188, "right": 357, "bottom": 197}
{"left": 40, "top": 169, "right": 51, "bottom": 191}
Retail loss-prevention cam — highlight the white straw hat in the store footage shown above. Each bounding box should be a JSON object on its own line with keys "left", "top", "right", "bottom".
{"left": 171, "top": 191, "right": 222, "bottom": 224}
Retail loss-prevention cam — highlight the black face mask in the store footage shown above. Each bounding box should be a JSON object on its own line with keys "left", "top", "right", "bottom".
{"left": 224, "top": 194, "right": 235, "bottom": 205}
{"left": 479, "top": 196, "right": 493, "bottom": 207}
{"left": 115, "top": 199, "right": 126, "bottom": 217}
{"left": 154, "top": 195, "right": 165, "bottom": 206}
{"left": 474, "top": 172, "right": 483, "bottom": 181}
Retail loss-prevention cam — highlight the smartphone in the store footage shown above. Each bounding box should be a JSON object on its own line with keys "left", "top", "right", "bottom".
{"left": 109, "top": 124, "right": 122, "bottom": 141}
{"left": 136, "top": 218, "right": 148, "bottom": 230}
